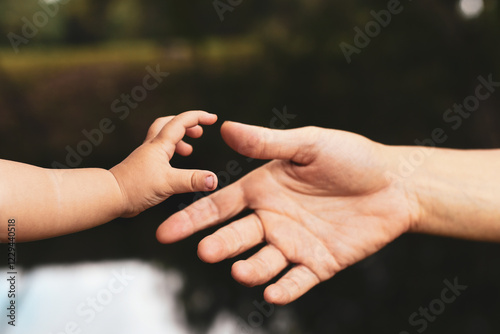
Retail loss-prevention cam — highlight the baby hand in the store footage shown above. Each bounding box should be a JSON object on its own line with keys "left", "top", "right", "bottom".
{"left": 110, "top": 111, "right": 218, "bottom": 218}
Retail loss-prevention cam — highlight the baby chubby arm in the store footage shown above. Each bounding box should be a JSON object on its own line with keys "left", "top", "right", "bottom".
{"left": 0, "top": 163, "right": 123, "bottom": 242}
{"left": 0, "top": 111, "right": 218, "bottom": 242}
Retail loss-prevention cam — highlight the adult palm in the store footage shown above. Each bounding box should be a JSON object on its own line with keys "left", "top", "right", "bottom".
{"left": 157, "top": 122, "right": 417, "bottom": 305}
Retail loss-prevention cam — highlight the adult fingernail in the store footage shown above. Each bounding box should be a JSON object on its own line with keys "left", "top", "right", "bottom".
{"left": 205, "top": 175, "right": 214, "bottom": 189}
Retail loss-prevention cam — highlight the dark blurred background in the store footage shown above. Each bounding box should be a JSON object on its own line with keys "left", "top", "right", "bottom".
{"left": 1, "top": 0, "right": 500, "bottom": 333}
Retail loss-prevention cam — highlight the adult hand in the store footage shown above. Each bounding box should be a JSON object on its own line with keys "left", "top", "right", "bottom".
{"left": 157, "top": 122, "right": 419, "bottom": 305}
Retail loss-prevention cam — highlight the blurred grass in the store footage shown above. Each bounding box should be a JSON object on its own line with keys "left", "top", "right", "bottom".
{"left": 0, "top": 38, "right": 263, "bottom": 76}
{"left": 0, "top": 42, "right": 160, "bottom": 74}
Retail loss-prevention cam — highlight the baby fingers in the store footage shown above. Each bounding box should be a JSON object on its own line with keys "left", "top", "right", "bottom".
{"left": 152, "top": 111, "right": 217, "bottom": 154}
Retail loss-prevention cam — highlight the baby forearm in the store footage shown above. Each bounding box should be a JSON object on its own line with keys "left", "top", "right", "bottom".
{"left": 397, "top": 147, "right": 500, "bottom": 241}
{"left": 0, "top": 160, "right": 124, "bottom": 242}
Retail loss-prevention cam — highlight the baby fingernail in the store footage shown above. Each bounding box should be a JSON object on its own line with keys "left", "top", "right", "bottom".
{"left": 205, "top": 175, "right": 214, "bottom": 189}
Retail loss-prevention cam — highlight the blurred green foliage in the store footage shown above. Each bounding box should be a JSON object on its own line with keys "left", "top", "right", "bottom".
{"left": 1, "top": 0, "right": 500, "bottom": 333}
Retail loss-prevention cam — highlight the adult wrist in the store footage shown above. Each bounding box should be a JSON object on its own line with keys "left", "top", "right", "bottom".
{"left": 381, "top": 144, "right": 430, "bottom": 234}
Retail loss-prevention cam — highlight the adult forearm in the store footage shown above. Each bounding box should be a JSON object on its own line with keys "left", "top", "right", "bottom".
{"left": 0, "top": 160, "right": 124, "bottom": 242}
{"left": 393, "top": 147, "right": 500, "bottom": 241}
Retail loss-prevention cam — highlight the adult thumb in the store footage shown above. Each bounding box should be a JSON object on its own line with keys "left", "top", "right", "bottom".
{"left": 220, "top": 121, "right": 317, "bottom": 163}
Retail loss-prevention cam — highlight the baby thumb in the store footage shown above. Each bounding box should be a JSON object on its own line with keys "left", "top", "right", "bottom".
{"left": 168, "top": 169, "right": 218, "bottom": 194}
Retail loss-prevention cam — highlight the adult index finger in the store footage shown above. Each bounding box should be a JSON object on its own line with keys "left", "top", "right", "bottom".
{"left": 156, "top": 181, "right": 246, "bottom": 244}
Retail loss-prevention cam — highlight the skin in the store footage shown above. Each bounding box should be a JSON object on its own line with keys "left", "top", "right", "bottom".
{"left": 157, "top": 121, "right": 500, "bottom": 305}
{"left": 0, "top": 110, "right": 219, "bottom": 242}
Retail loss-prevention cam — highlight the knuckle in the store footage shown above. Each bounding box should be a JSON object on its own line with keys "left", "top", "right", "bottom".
{"left": 150, "top": 117, "right": 165, "bottom": 128}
{"left": 182, "top": 206, "right": 197, "bottom": 226}
{"left": 314, "top": 258, "right": 338, "bottom": 281}
{"left": 252, "top": 257, "right": 268, "bottom": 282}
{"left": 190, "top": 173, "right": 197, "bottom": 191}
{"left": 320, "top": 259, "right": 338, "bottom": 280}
{"left": 225, "top": 225, "right": 243, "bottom": 255}
{"left": 281, "top": 275, "right": 302, "bottom": 297}
{"left": 148, "top": 117, "right": 171, "bottom": 135}
{"left": 309, "top": 244, "right": 338, "bottom": 280}
{"left": 205, "top": 196, "right": 222, "bottom": 221}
